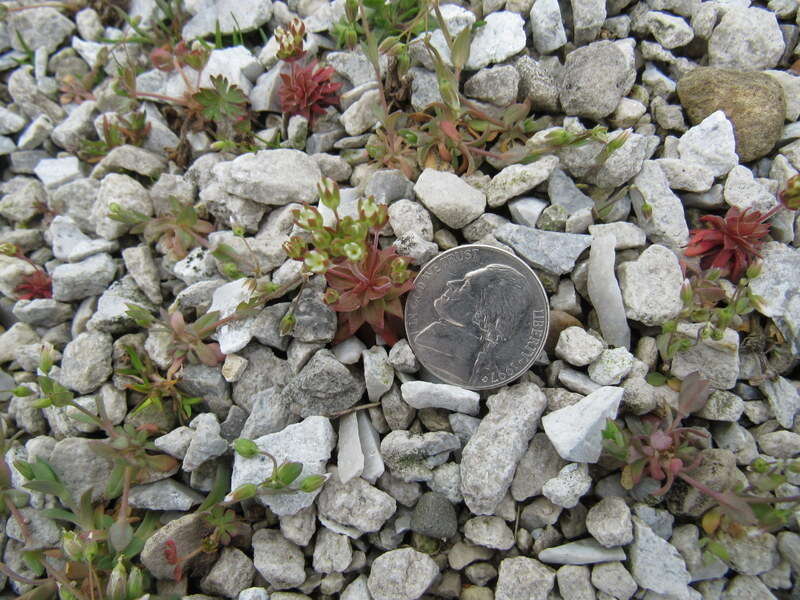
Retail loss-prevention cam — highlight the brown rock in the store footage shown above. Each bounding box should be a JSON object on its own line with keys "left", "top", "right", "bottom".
{"left": 545, "top": 310, "right": 582, "bottom": 355}
{"left": 677, "top": 67, "right": 785, "bottom": 163}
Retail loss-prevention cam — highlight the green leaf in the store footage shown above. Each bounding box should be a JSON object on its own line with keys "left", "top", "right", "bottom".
{"left": 645, "top": 372, "right": 667, "bottom": 386}
{"left": 30, "top": 458, "right": 59, "bottom": 483}
{"left": 124, "top": 346, "right": 146, "bottom": 374}
{"left": 275, "top": 462, "right": 303, "bottom": 486}
{"left": 198, "top": 463, "right": 232, "bottom": 511}
{"left": 24, "top": 480, "right": 67, "bottom": 497}
{"left": 125, "top": 304, "right": 155, "bottom": 328}
{"left": 109, "top": 520, "right": 134, "bottom": 554}
{"left": 40, "top": 508, "right": 81, "bottom": 526}
{"left": 105, "top": 463, "right": 126, "bottom": 500}
{"left": 13, "top": 460, "right": 35, "bottom": 481}
{"left": 69, "top": 410, "right": 101, "bottom": 427}
{"left": 704, "top": 540, "right": 730, "bottom": 562}
{"left": 450, "top": 26, "right": 471, "bottom": 72}
{"left": 298, "top": 474, "right": 327, "bottom": 493}
{"left": 193, "top": 310, "right": 222, "bottom": 334}
{"left": 123, "top": 511, "right": 160, "bottom": 559}
{"left": 194, "top": 75, "right": 249, "bottom": 122}
{"left": 22, "top": 551, "right": 45, "bottom": 577}
{"left": 179, "top": 396, "right": 203, "bottom": 421}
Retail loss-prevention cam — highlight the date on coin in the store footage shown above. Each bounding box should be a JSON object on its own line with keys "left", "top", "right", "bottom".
{"left": 404, "top": 244, "right": 549, "bottom": 390}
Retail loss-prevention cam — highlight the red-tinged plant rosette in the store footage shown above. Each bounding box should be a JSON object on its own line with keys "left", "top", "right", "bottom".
{"left": 324, "top": 244, "right": 415, "bottom": 345}
{"left": 684, "top": 206, "right": 774, "bottom": 283}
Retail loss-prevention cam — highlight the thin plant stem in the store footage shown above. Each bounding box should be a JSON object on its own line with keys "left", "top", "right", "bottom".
{"left": 327, "top": 401, "right": 381, "bottom": 419}
{"left": 5, "top": 495, "right": 31, "bottom": 542}
{"left": 0, "top": 563, "right": 50, "bottom": 586}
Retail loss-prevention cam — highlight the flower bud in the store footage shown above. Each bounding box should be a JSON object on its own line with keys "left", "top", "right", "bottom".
{"left": 275, "top": 462, "right": 303, "bottom": 486}
{"left": 62, "top": 530, "right": 84, "bottom": 561}
{"left": 745, "top": 263, "right": 762, "bottom": 280}
{"left": 106, "top": 559, "right": 127, "bottom": 600}
{"left": 225, "top": 483, "right": 258, "bottom": 503}
{"left": 150, "top": 46, "right": 174, "bottom": 71}
{"left": 359, "top": 196, "right": 379, "bottom": 220}
{"left": 312, "top": 229, "right": 333, "bottom": 251}
{"left": 343, "top": 26, "right": 359, "bottom": 49}
{"left": 126, "top": 566, "right": 145, "bottom": 600}
{"left": 390, "top": 257, "right": 411, "bottom": 283}
{"left": 779, "top": 173, "right": 800, "bottom": 210}
{"left": 283, "top": 236, "right": 307, "bottom": 261}
{"left": 0, "top": 242, "right": 18, "bottom": 256}
{"left": 276, "top": 18, "right": 306, "bottom": 61}
{"left": 295, "top": 206, "right": 321, "bottom": 231}
{"left": 545, "top": 129, "right": 573, "bottom": 146}
{"left": 280, "top": 312, "right": 296, "bottom": 336}
{"left": 396, "top": 49, "right": 411, "bottom": 77}
{"left": 298, "top": 474, "right": 328, "bottom": 493}
{"left": 39, "top": 344, "right": 54, "bottom": 374}
{"left": 679, "top": 282, "right": 693, "bottom": 305}
{"left": 318, "top": 177, "right": 340, "bottom": 211}
{"left": 233, "top": 438, "right": 260, "bottom": 458}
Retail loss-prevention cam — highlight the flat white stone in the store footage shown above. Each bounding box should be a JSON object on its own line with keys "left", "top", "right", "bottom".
{"left": 541, "top": 386, "right": 623, "bottom": 463}
{"left": 401, "top": 381, "right": 480, "bottom": 415}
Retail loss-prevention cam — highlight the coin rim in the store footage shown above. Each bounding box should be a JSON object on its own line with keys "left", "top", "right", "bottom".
{"left": 403, "top": 243, "right": 551, "bottom": 390}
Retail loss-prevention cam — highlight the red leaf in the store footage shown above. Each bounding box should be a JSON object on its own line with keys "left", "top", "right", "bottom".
{"left": 278, "top": 61, "right": 342, "bottom": 125}
{"left": 685, "top": 207, "right": 773, "bottom": 282}
{"left": 15, "top": 270, "right": 52, "bottom": 300}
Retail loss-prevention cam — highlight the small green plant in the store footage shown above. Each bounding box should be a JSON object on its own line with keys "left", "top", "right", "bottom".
{"left": 109, "top": 0, "right": 190, "bottom": 48}
{"left": 108, "top": 197, "right": 214, "bottom": 260}
{"left": 602, "top": 372, "right": 712, "bottom": 496}
{"left": 700, "top": 457, "right": 800, "bottom": 548}
{"left": 227, "top": 438, "right": 329, "bottom": 501}
{"left": 0, "top": 243, "right": 52, "bottom": 300}
{"left": 79, "top": 112, "right": 151, "bottom": 163}
{"left": 656, "top": 263, "right": 764, "bottom": 360}
{"left": 359, "top": 2, "right": 628, "bottom": 180}
{"left": 332, "top": 0, "right": 431, "bottom": 49}
{"left": 125, "top": 305, "right": 229, "bottom": 377}
{"left": 114, "top": 34, "right": 254, "bottom": 161}
{"left": 9, "top": 452, "right": 159, "bottom": 600}
{"left": 283, "top": 178, "right": 415, "bottom": 344}
{"left": 117, "top": 346, "right": 203, "bottom": 423}
{"left": 601, "top": 372, "right": 800, "bottom": 562}
{"left": 0, "top": 349, "right": 178, "bottom": 600}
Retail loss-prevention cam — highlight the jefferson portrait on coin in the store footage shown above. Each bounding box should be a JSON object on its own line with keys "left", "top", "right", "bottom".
{"left": 412, "top": 263, "right": 533, "bottom": 386}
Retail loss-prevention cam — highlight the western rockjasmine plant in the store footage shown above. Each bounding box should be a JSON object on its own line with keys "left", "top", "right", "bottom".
{"left": 283, "top": 177, "right": 415, "bottom": 344}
